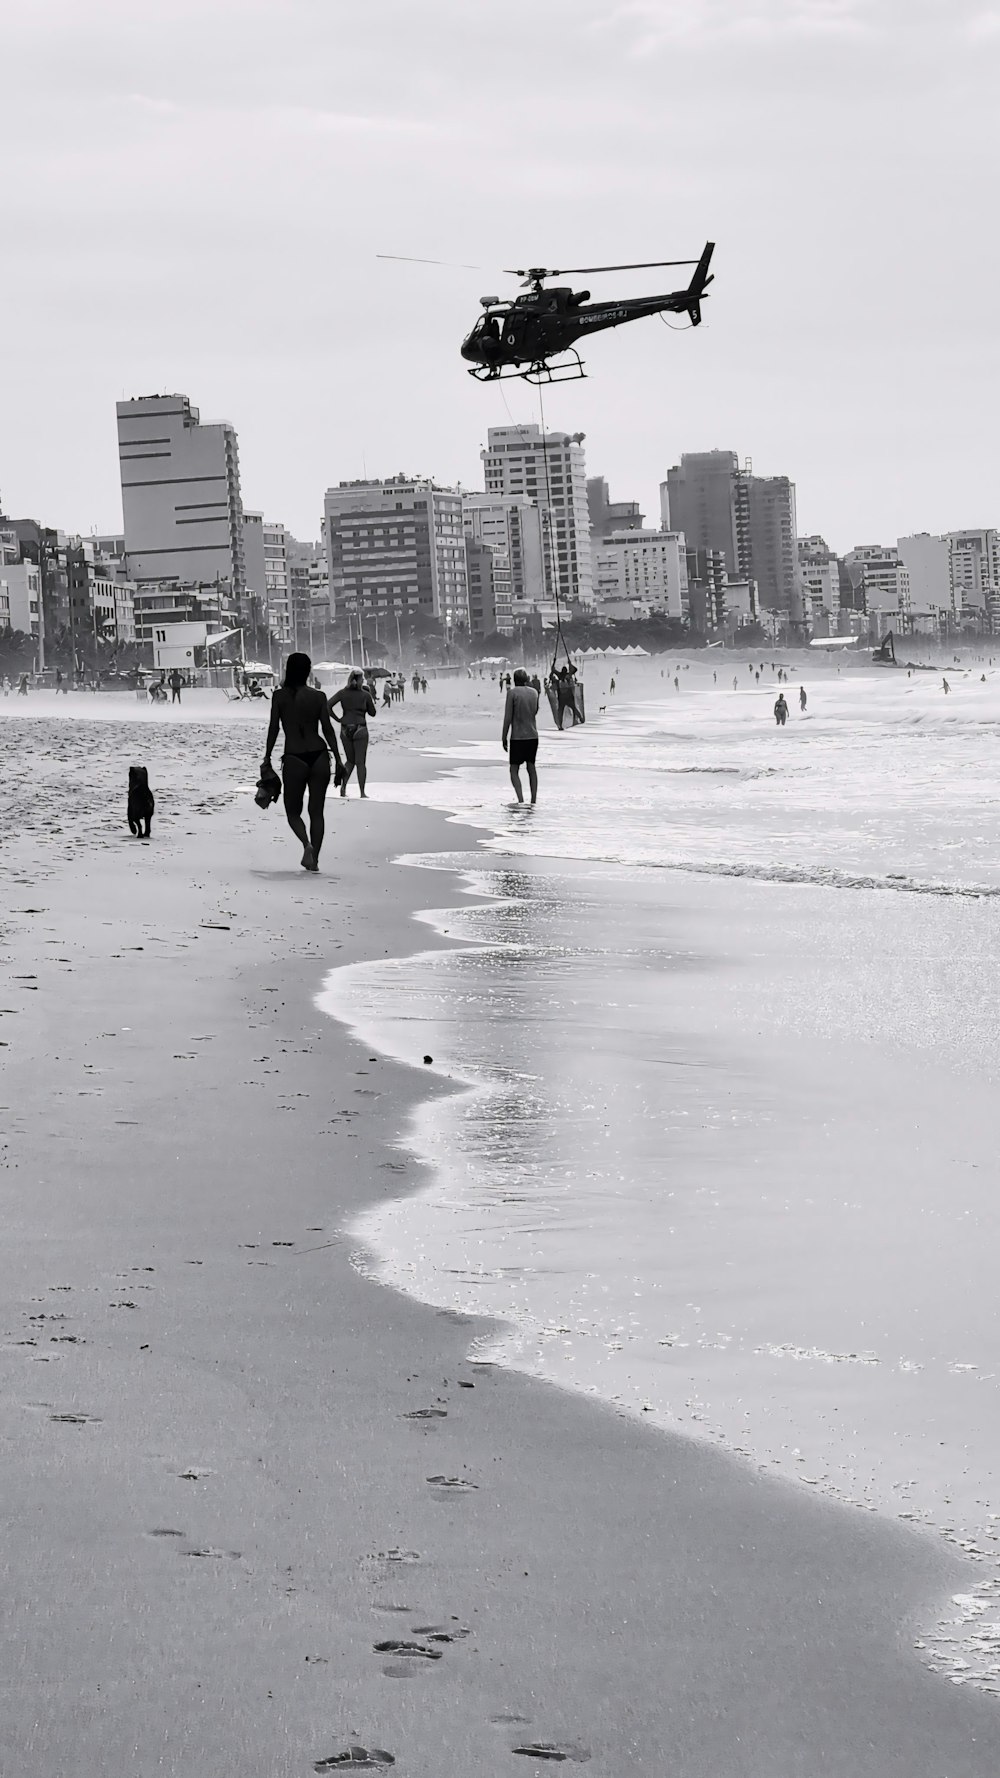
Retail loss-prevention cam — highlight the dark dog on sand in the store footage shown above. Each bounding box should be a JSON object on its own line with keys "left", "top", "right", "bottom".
{"left": 127, "top": 765, "right": 155, "bottom": 837}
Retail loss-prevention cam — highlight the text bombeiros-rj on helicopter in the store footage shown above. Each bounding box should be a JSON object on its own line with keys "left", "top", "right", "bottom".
{"left": 378, "top": 242, "right": 715, "bottom": 384}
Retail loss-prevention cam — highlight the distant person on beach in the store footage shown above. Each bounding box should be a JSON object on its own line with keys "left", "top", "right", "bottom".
{"left": 502, "top": 667, "right": 539, "bottom": 804}
{"left": 329, "top": 668, "right": 377, "bottom": 798}
{"left": 799, "top": 686, "right": 807, "bottom": 711}
{"left": 18, "top": 673, "right": 29, "bottom": 695}
{"left": 943, "top": 678, "right": 951, "bottom": 694}
{"left": 774, "top": 693, "right": 789, "bottom": 726}
{"left": 263, "top": 651, "right": 343, "bottom": 871}
{"left": 168, "top": 669, "right": 183, "bottom": 704}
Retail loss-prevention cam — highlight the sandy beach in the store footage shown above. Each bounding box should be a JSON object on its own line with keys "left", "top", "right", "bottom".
{"left": 4, "top": 682, "right": 1000, "bottom": 1776}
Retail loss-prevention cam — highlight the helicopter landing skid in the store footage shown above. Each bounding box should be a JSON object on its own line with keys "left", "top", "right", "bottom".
{"left": 468, "top": 350, "right": 587, "bottom": 385}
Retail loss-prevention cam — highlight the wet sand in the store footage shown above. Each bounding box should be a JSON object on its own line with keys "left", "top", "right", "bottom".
{"left": 2, "top": 692, "right": 1000, "bottom": 1774}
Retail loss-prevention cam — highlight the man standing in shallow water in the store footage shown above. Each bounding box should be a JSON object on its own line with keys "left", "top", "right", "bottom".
{"left": 502, "top": 667, "right": 540, "bottom": 804}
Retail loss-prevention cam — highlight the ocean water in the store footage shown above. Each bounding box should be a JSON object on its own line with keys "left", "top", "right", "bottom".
{"left": 319, "top": 660, "right": 1000, "bottom": 1688}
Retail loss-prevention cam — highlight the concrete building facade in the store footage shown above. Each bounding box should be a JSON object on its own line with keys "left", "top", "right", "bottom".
{"left": 896, "top": 534, "right": 954, "bottom": 624}
{"left": 746, "top": 475, "right": 801, "bottom": 616}
{"left": 797, "top": 535, "right": 841, "bottom": 635}
{"left": 661, "top": 451, "right": 749, "bottom": 581}
{"left": 465, "top": 538, "right": 497, "bottom": 637}
{"left": 67, "top": 541, "right": 136, "bottom": 648}
{"left": 587, "top": 477, "right": 644, "bottom": 543}
{"left": 324, "top": 477, "right": 469, "bottom": 634}
{"left": 482, "top": 426, "right": 593, "bottom": 610}
{"left": 263, "top": 521, "right": 291, "bottom": 644}
{"left": 117, "top": 394, "right": 245, "bottom": 596}
{"left": 844, "top": 546, "right": 912, "bottom": 629}
{"left": 663, "top": 452, "right": 801, "bottom": 617}
{"left": 462, "top": 494, "right": 549, "bottom": 633}
{"left": 943, "top": 529, "right": 1000, "bottom": 624}
{"left": 593, "top": 529, "right": 687, "bottom": 619}
{"left": 3, "top": 560, "right": 42, "bottom": 638}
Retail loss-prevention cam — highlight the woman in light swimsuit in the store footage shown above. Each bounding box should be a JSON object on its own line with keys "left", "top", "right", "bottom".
{"left": 263, "top": 652, "right": 343, "bottom": 871}
{"left": 328, "top": 669, "right": 377, "bottom": 798}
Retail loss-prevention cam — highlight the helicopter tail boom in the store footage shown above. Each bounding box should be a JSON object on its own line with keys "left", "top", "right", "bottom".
{"left": 684, "top": 241, "right": 715, "bottom": 326}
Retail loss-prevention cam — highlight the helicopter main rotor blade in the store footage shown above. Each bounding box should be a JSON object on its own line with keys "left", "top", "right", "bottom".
{"left": 546, "top": 258, "right": 701, "bottom": 277}
{"left": 376, "top": 253, "right": 482, "bottom": 270}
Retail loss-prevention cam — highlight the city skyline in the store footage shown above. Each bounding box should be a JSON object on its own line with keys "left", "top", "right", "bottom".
{"left": 3, "top": 1, "right": 998, "bottom": 551}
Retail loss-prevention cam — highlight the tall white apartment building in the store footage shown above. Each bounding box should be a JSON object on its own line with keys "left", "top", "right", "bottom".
{"left": 117, "top": 394, "right": 244, "bottom": 595}
{"left": 324, "top": 477, "right": 469, "bottom": 633}
{"left": 263, "top": 520, "right": 291, "bottom": 643}
{"left": 593, "top": 529, "right": 687, "bottom": 618}
{"left": 797, "top": 535, "right": 840, "bottom": 632}
{"left": 461, "top": 494, "right": 549, "bottom": 633}
{"left": 943, "top": 529, "right": 1000, "bottom": 621}
{"left": 242, "top": 512, "right": 267, "bottom": 613}
{"left": 481, "top": 425, "right": 593, "bottom": 609}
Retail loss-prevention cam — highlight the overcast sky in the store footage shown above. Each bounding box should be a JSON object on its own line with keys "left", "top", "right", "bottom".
{"left": 3, "top": 0, "right": 998, "bottom": 552}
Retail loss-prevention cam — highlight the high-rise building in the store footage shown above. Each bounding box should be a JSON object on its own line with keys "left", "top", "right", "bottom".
{"left": 285, "top": 535, "right": 329, "bottom": 652}
{"left": 746, "top": 475, "right": 800, "bottom": 615}
{"left": 465, "top": 538, "right": 497, "bottom": 638}
{"left": 587, "top": 477, "right": 644, "bottom": 544}
{"left": 593, "top": 530, "right": 687, "bottom": 618}
{"left": 263, "top": 521, "right": 290, "bottom": 643}
{"left": 942, "top": 529, "right": 1000, "bottom": 623}
{"left": 462, "top": 494, "right": 550, "bottom": 633}
{"left": 896, "top": 534, "right": 954, "bottom": 625}
{"left": 323, "top": 477, "right": 469, "bottom": 634}
{"left": 663, "top": 452, "right": 801, "bottom": 616}
{"left": 117, "top": 394, "right": 244, "bottom": 596}
{"left": 661, "top": 451, "right": 750, "bottom": 580}
{"left": 482, "top": 425, "right": 593, "bottom": 609}
{"left": 797, "top": 536, "right": 841, "bottom": 635}
{"left": 242, "top": 512, "right": 267, "bottom": 623}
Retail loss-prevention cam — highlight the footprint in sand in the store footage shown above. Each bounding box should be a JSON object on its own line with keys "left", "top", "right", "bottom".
{"left": 373, "top": 1640, "right": 442, "bottom": 1662}
{"left": 426, "top": 1474, "right": 477, "bottom": 1495}
{"left": 314, "top": 1751, "right": 395, "bottom": 1771}
{"left": 147, "top": 1529, "right": 186, "bottom": 1539}
{"left": 404, "top": 1407, "right": 447, "bottom": 1420}
{"left": 409, "top": 1624, "right": 470, "bottom": 1643}
{"left": 511, "top": 1745, "right": 591, "bottom": 1763}
{"left": 49, "top": 1412, "right": 102, "bottom": 1425}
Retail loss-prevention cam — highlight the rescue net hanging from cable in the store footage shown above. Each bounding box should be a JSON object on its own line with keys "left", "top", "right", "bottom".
{"left": 537, "top": 383, "right": 585, "bottom": 728}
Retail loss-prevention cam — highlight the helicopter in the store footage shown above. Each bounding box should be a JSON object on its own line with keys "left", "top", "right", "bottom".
{"left": 379, "top": 242, "right": 715, "bottom": 383}
{"left": 462, "top": 243, "right": 715, "bottom": 383}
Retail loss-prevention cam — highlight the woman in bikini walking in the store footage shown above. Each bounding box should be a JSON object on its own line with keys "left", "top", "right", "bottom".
{"left": 328, "top": 669, "right": 377, "bottom": 798}
{"left": 263, "top": 652, "right": 343, "bottom": 871}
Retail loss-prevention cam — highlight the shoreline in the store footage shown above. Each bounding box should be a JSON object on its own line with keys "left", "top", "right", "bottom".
{"left": 2, "top": 704, "right": 1000, "bottom": 1773}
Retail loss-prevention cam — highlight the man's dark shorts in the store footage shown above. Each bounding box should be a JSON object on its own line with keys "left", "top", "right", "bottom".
{"left": 509, "top": 738, "right": 538, "bottom": 768}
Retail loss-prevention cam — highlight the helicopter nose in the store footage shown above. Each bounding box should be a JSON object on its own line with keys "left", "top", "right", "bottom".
{"left": 460, "top": 334, "right": 480, "bottom": 362}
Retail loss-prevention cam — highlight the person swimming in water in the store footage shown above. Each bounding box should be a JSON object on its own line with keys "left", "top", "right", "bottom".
{"left": 263, "top": 651, "right": 343, "bottom": 871}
